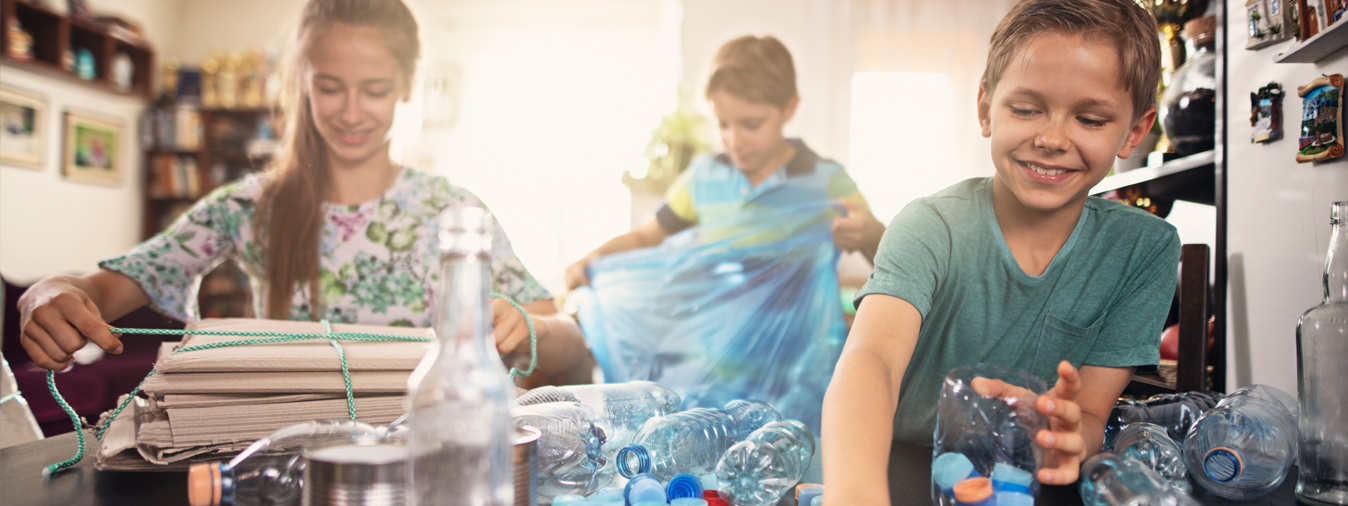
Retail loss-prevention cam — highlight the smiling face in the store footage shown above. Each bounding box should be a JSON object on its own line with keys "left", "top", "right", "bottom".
{"left": 978, "top": 31, "right": 1156, "bottom": 215}
{"left": 305, "top": 23, "right": 408, "bottom": 170}
{"left": 708, "top": 90, "right": 798, "bottom": 179}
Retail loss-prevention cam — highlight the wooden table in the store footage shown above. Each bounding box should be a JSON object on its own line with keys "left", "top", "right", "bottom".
{"left": 2, "top": 433, "right": 1302, "bottom": 505}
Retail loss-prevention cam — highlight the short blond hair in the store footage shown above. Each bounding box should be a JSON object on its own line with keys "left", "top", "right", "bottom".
{"left": 982, "top": 0, "right": 1161, "bottom": 119}
{"left": 705, "top": 35, "right": 797, "bottom": 108}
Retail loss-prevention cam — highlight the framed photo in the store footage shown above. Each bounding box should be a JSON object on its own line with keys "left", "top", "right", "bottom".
{"left": 1251, "top": 82, "right": 1284, "bottom": 143}
{"left": 62, "top": 110, "right": 124, "bottom": 185}
{"left": 1296, "top": 74, "right": 1344, "bottom": 163}
{"left": 0, "top": 86, "right": 47, "bottom": 168}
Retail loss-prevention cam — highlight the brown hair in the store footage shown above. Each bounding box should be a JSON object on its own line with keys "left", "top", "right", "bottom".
{"left": 981, "top": 0, "right": 1161, "bottom": 120}
{"left": 705, "top": 35, "right": 797, "bottom": 108}
{"left": 256, "top": 0, "right": 420, "bottom": 320}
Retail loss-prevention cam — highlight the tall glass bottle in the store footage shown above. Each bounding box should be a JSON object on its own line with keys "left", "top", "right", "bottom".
{"left": 1296, "top": 201, "right": 1348, "bottom": 505}
{"left": 408, "top": 206, "right": 514, "bottom": 506}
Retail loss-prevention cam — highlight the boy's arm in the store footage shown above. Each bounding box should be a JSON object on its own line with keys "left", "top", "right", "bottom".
{"left": 1075, "top": 365, "right": 1134, "bottom": 457}
{"left": 564, "top": 219, "right": 670, "bottom": 289}
{"left": 822, "top": 293, "right": 922, "bottom": 506}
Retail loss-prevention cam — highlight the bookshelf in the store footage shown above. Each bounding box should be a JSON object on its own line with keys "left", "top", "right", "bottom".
{"left": 142, "top": 103, "right": 276, "bottom": 319}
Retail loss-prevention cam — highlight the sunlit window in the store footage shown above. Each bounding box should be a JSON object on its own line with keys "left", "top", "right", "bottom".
{"left": 847, "top": 72, "right": 957, "bottom": 225}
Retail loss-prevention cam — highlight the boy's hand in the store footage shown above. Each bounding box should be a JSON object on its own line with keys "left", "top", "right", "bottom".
{"left": 1036, "top": 361, "right": 1086, "bottom": 485}
{"left": 969, "top": 360, "right": 1086, "bottom": 485}
{"left": 831, "top": 199, "right": 885, "bottom": 261}
{"left": 564, "top": 256, "right": 595, "bottom": 290}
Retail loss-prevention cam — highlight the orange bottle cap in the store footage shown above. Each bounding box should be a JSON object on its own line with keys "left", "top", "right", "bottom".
{"left": 953, "top": 477, "right": 993, "bottom": 503}
{"left": 187, "top": 462, "right": 223, "bottom": 506}
{"left": 795, "top": 483, "right": 823, "bottom": 499}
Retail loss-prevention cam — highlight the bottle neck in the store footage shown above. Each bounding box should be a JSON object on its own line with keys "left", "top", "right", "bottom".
{"left": 1326, "top": 213, "right": 1347, "bottom": 303}
{"left": 435, "top": 254, "right": 494, "bottom": 357}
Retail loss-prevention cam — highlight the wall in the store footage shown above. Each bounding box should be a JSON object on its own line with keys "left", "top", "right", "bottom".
{"left": 0, "top": 0, "right": 179, "bottom": 284}
{"left": 1223, "top": 4, "right": 1348, "bottom": 395}
{"left": 169, "top": 0, "right": 305, "bottom": 64}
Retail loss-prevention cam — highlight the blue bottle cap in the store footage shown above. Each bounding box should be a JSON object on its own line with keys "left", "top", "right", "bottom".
{"left": 553, "top": 494, "right": 588, "bottom": 506}
{"left": 698, "top": 474, "right": 718, "bottom": 491}
{"left": 625, "top": 474, "right": 667, "bottom": 504}
{"left": 667, "top": 474, "right": 704, "bottom": 500}
{"left": 994, "top": 491, "right": 1035, "bottom": 506}
{"left": 633, "top": 503, "right": 668, "bottom": 506}
{"left": 671, "top": 499, "right": 707, "bottom": 506}
{"left": 809, "top": 496, "right": 823, "bottom": 506}
{"left": 990, "top": 463, "right": 1033, "bottom": 494}
{"left": 798, "top": 486, "right": 824, "bottom": 506}
{"left": 592, "top": 495, "right": 625, "bottom": 505}
{"left": 933, "top": 452, "right": 979, "bottom": 495}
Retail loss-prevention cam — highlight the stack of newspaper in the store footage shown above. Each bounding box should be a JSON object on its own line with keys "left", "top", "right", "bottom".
{"left": 95, "top": 318, "right": 432, "bottom": 470}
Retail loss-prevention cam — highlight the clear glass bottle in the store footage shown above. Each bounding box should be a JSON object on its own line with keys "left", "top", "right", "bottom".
{"left": 408, "top": 206, "right": 514, "bottom": 506}
{"left": 1296, "top": 201, "right": 1348, "bottom": 505}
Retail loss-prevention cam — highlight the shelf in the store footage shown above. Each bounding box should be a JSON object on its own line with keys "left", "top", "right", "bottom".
{"left": 1, "top": 0, "right": 155, "bottom": 100}
{"left": 1274, "top": 18, "right": 1348, "bottom": 63}
{"left": 1093, "top": 150, "right": 1215, "bottom": 194}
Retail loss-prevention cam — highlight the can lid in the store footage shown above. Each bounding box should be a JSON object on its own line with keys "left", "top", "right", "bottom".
{"left": 187, "top": 462, "right": 222, "bottom": 506}
{"left": 953, "top": 477, "right": 993, "bottom": 503}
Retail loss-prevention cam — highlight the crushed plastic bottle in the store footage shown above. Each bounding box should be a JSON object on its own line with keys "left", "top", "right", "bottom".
{"left": 1080, "top": 452, "right": 1198, "bottom": 506}
{"left": 512, "top": 401, "right": 611, "bottom": 499}
{"left": 1112, "top": 423, "right": 1191, "bottom": 494}
{"left": 408, "top": 206, "right": 515, "bottom": 505}
{"left": 617, "top": 400, "right": 780, "bottom": 481}
{"left": 1183, "top": 384, "right": 1299, "bottom": 500}
{"left": 186, "top": 419, "right": 385, "bottom": 506}
{"left": 932, "top": 364, "right": 1048, "bottom": 506}
{"left": 514, "top": 381, "right": 682, "bottom": 464}
{"left": 714, "top": 420, "right": 815, "bottom": 506}
{"left": 1102, "top": 391, "right": 1221, "bottom": 451}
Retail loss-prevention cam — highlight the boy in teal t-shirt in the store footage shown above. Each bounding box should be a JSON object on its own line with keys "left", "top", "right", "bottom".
{"left": 821, "top": 0, "right": 1180, "bottom": 500}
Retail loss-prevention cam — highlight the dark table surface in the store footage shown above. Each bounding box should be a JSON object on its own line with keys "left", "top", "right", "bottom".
{"left": 2, "top": 433, "right": 1303, "bottom": 506}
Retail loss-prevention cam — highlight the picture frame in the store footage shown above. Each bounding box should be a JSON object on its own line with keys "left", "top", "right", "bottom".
{"left": 0, "top": 85, "right": 47, "bottom": 168}
{"left": 1247, "top": 0, "right": 1294, "bottom": 49}
{"left": 1295, "top": 74, "right": 1344, "bottom": 163}
{"left": 1251, "top": 82, "right": 1284, "bottom": 143}
{"left": 62, "top": 109, "right": 123, "bottom": 185}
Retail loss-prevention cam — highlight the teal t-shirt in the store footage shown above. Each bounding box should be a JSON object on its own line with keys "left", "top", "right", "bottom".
{"left": 856, "top": 178, "right": 1181, "bottom": 444}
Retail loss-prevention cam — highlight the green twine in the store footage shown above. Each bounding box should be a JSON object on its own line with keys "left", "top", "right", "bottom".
{"left": 42, "top": 292, "right": 537, "bottom": 476}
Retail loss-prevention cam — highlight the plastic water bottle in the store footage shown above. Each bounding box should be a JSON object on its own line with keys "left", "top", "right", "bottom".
{"left": 186, "top": 420, "right": 384, "bottom": 506}
{"left": 1102, "top": 391, "right": 1221, "bottom": 451}
{"left": 515, "top": 381, "right": 682, "bottom": 462}
{"left": 1296, "top": 201, "right": 1348, "bottom": 505}
{"left": 1183, "top": 384, "right": 1299, "bottom": 500}
{"left": 408, "top": 206, "right": 515, "bottom": 505}
{"left": 512, "top": 402, "right": 611, "bottom": 498}
{"left": 714, "top": 420, "right": 815, "bottom": 506}
{"left": 1112, "top": 423, "right": 1191, "bottom": 494}
{"left": 1080, "top": 453, "right": 1198, "bottom": 506}
{"left": 617, "top": 400, "right": 780, "bottom": 481}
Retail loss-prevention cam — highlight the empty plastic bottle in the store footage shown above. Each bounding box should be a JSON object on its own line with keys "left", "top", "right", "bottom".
{"left": 1112, "top": 423, "right": 1191, "bottom": 494}
{"left": 1080, "top": 452, "right": 1198, "bottom": 506}
{"left": 714, "top": 420, "right": 815, "bottom": 506}
{"left": 186, "top": 419, "right": 384, "bottom": 506}
{"left": 408, "top": 206, "right": 515, "bottom": 506}
{"left": 1102, "top": 391, "right": 1221, "bottom": 451}
{"left": 1183, "top": 384, "right": 1299, "bottom": 500}
{"left": 512, "top": 402, "right": 611, "bottom": 499}
{"left": 617, "top": 400, "right": 781, "bottom": 481}
{"left": 515, "top": 382, "right": 682, "bottom": 462}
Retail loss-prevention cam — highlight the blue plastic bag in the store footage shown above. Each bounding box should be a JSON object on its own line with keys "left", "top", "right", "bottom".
{"left": 576, "top": 202, "right": 847, "bottom": 433}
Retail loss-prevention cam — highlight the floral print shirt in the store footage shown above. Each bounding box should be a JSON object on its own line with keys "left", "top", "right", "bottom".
{"left": 101, "top": 167, "right": 551, "bottom": 326}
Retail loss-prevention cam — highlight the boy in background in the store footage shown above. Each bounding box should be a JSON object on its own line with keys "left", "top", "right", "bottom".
{"left": 565, "top": 35, "right": 885, "bottom": 289}
{"left": 822, "top": 0, "right": 1180, "bottom": 501}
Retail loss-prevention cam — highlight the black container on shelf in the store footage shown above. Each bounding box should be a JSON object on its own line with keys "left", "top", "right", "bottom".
{"left": 1161, "top": 16, "right": 1217, "bottom": 157}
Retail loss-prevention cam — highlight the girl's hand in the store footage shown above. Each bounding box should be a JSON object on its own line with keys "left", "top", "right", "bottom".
{"left": 491, "top": 298, "right": 545, "bottom": 355}
{"left": 969, "top": 360, "right": 1087, "bottom": 485}
{"left": 1035, "top": 361, "right": 1086, "bottom": 485}
{"left": 17, "top": 278, "right": 123, "bottom": 370}
{"left": 564, "top": 256, "right": 593, "bottom": 291}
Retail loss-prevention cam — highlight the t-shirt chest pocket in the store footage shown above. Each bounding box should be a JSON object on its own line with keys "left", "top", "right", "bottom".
{"left": 1032, "top": 313, "right": 1105, "bottom": 381}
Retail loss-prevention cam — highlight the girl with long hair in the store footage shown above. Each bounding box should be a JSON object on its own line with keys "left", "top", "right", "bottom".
{"left": 17, "top": 0, "right": 590, "bottom": 383}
